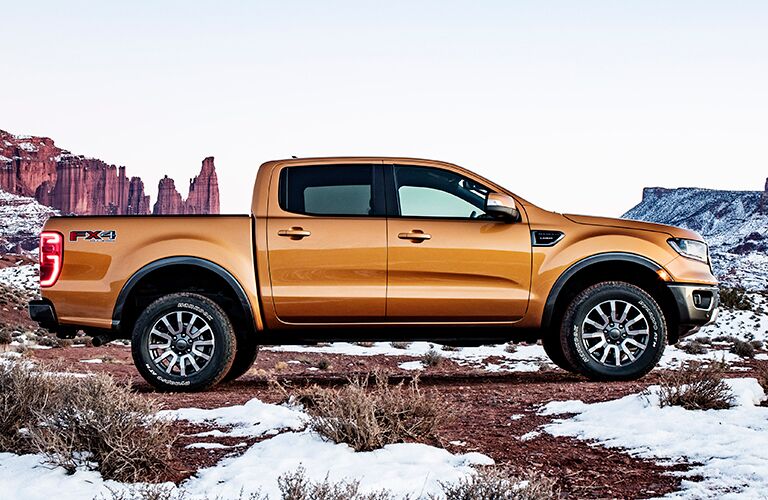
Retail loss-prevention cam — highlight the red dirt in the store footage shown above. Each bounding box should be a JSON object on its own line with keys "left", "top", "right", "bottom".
{"left": 29, "top": 344, "right": 741, "bottom": 499}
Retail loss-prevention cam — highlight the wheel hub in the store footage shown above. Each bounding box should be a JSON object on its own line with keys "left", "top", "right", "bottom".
{"left": 580, "top": 299, "right": 650, "bottom": 367}
{"left": 147, "top": 310, "right": 215, "bottom": 378}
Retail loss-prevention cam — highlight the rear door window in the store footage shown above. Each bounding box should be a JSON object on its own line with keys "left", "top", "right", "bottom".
{"left": 279, "top": 165, "right": 382, "bottom": 216}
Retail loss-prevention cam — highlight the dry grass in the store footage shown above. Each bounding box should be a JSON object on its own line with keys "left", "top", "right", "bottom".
{"left": 389, "top": 342, "right": 411, "bottom": 350}
{"left": 651, "top": 361, "right": 735, "bottom": 410}
{"left": 441, "top": 467, "right": 558, "bottom": 500}
{"left": 676, "top": 340, "right": 708, "bottom": 355}
{"left": 0, "top": 361, "right": 176, "bottom": 482}
{"left": 278, "top": 467, "right": 395, "bottom": 500}
{"left": 719, "top": 287, "right": 753, "bottom": 310}
{"left": 754, "top": 362, "right": 768, "bottom": 393}
{"left": 730, "top": 340, "right": 756, "bottom": 358}
{"left": 421, "top": 349, "right": 444, "bottom": 367}
{"left": 293, "top": 372, "right": 450, "bottom": 452}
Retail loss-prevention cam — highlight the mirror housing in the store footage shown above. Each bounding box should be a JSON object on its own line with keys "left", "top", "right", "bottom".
{"left": 485, "top": 192, "right": 520, "bottom": 222}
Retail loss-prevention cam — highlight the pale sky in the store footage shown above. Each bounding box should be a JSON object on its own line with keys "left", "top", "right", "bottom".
{"left": 2, "top": 1, "right": 767, "bottom": 215}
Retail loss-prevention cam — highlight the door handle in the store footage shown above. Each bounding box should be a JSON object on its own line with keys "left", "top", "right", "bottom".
{"left": 278, "top": 227, "right": 311, "bottom": 240}
{"left": 398, "top": 230, "right": 431, "bottom": 242}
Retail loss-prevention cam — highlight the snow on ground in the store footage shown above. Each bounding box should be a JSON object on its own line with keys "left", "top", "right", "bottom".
{"left": 158, "top": 398, "right": 308, "bottom": 438}
{"left": 266, "top": 341, "right": 553, "bottom": 373}
{"left": 0, "top": 396, "right": 493, "bottom": 500}
{"left": 541, "top": 378, "right": 768, "bottom": 499}
{"left": 0, "top": 264, "right": 37, "bottom": 292}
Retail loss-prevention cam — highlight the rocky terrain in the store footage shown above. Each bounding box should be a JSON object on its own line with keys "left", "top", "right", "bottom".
{"left": 623, "top": 178, "right": 768, "bottom": 290}
{"left": 0, "top": 129, "right": 220, "bottom": 216}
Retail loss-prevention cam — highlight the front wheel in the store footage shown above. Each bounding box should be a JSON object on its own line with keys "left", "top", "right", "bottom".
{"left": 132, "top": 293, "right": 237, "bottom": 391}
{"left": 560, "top": 281, "right": 666, "bottom": 380}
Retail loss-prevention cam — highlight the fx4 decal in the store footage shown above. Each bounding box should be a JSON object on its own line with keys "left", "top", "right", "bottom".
{"left": 69, "top": 230, "right": 117, "bottom": 242}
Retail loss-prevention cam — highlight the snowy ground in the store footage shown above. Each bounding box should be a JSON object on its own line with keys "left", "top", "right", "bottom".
{"left": 266, "top": 341, "right": 553, "bottom": 373}
{"left": 542, "top": 378, "right": 768, "bottom": 499}
{"left": 0, "top": 393, "right": 493, "bottom": 500}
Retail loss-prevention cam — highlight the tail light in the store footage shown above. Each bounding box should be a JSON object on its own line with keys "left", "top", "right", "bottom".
{"left": 40, "top": 231, "right": 63, "bottom": 288}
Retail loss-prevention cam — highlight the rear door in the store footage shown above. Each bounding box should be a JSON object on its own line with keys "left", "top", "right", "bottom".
{"left": 385, "top": 164, "right": 531, "bottom": 322}
{"left": 266, "top": 163, "right": 387, "bottom": 323}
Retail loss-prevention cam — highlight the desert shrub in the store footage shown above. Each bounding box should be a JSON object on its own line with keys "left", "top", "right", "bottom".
{"left": 712, "top": 335, "right": 737, "bottom": 343}
{"left": 441, "top": 467, "right": 558, "bottom": 500}
{"left": 421, "top": 349, "right": 444, "bottom": 367}
{"left": 695, "top": 336, "right": 712, "bottom": 345}
{"left": 354, "top": 342, "right": 375, "bottom": 348}
{"left": 504, "top": 343, "right": 518, "bottom": 354}
{"left": 750, "top": 340, "right": 764, "bottom": 350}
{"left": 31, "top": 372, "right": 176, "bottom": 481}
{"left": 102, "top": 485, "right": 266, "bottom": 500}
{"left": 36, "top": 334, "right": 71, "bottom": 349}
{"left": 676, "top": 340, "right": 708, "bottom": 355}
{"left": 0, "top": 362, "right": 60, "bottom": 453}
{"left": 0, "top": 361, "right": 176, "bottom": 482}
{"left": 730, "top": 340, "right": 756, "bottom": 358}
{"left": 390, "top": 342, "right": 411, "bottom": 350}
{"left": 753, "top": 361, "right": 768, "bottom": 391}
{"left": 719, "top": 287, "right": 753, "bottom": 310}
{"left": 0, "top": 329, "right": 12, "bottom": 345}
{"left": 652, "top": 361, "right": 735, "bottom": 410}
{"left": 295, "top": 373, "right": 449, "bottom": 452}
{"left": 315, "top": 359, "right": 331, "bottom": 370}
{"left": 278, "top": 467, "right": 394, "bottom": 500}
{"left": 441, "top": 344, "right": 460, "bottom": 352}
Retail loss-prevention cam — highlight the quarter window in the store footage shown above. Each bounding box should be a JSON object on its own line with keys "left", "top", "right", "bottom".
{"left": 279, "top": 165, "right": 378, "bottom": 216}
{"left": 394, "top": 165, "right": 490, "bottom": 219}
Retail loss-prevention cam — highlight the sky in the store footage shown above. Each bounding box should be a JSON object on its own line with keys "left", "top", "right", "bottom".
{"left": 1, "top": 1, "right": 767, "bottom": 215}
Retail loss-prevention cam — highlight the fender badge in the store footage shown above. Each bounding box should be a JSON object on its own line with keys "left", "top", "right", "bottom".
{"left": 69, "top": 230, "right": 117, "bottom": 242}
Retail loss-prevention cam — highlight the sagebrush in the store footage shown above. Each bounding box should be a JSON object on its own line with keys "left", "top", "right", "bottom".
{"left": 651, "top": 361, "right": 735, "bottom": 410}
{"left": 441, "top": 467, "right": 558, "bottom": 500}
{"left": 0, "top": 362, "right": 176, "bottom": 482}
{"left": 292, "top": 372, "right": 449, "bottom": 452}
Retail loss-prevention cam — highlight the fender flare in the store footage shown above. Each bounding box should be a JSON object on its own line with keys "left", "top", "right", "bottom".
{"left": 541, "top": 252, "right": 664, "bottom": 329}
{"left": 112, "top": 256, "right": 256, "bottom": 334}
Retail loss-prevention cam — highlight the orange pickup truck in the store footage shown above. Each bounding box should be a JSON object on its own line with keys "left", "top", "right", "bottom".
{"left": 30, "top": 157, "right": 719, "bottom": 390}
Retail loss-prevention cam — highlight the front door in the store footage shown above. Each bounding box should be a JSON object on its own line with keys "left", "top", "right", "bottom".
{"left": 266, "top": 163, "right": 387, "bottom": 323}
{"left": 386, "top": 164, "right": 531, "bottom": 322}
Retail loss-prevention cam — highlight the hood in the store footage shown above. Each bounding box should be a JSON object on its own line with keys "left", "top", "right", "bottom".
{"left": 563, "top": 214, "right": 704, "bottom": 241}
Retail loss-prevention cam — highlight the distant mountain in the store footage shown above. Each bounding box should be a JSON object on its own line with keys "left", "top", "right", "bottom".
{"left": 623, "top": 180, "right": 768, "bottom": 290}
{"left": 0, "top": 129, "right": 219, "bottom": 216}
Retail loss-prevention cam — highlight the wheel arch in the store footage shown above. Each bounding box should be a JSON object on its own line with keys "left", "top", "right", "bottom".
{"left": 113, "top": 256, "right": 257, "bottom": 339}
{"left": 542, "top": 252, "right": 680, "bottom": 341}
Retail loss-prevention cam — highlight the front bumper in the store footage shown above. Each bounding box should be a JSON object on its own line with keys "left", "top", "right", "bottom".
{"left": 667, "top": 284, "right": 719, "bottom": 336}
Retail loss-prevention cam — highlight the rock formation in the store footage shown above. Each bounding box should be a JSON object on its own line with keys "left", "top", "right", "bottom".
{"left": 153, "top": 176, "right": 184, "bottom": 214}
{"left": 184, "top": 157, "right": 220, "bottom": 214}
{"left": 0, "top": 129, "right": 219, "bottom": 215}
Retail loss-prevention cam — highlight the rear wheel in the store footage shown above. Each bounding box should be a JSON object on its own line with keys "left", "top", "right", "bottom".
{"left": 223, "top": 333, "right": 259, "bottom": 382}
{"left": 132, "top": 293, "right": 236, "bottom": 391}
{"left": 541, "top": 330, "right": 578, "bottom": 373}
{"left": 560, "top": 281, "right": 666, "bottom": 380}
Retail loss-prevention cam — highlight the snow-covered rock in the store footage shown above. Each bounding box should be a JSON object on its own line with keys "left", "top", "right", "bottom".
{"left": 623, "top": 182, "right": 768, "bottom": 290}
{"left": 0, "top": 189, "right": 57, "bottom": 254}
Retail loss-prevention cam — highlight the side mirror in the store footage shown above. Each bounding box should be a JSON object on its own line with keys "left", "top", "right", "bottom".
{"left": 485, "top": 192, "right": 520, "bottom": 222}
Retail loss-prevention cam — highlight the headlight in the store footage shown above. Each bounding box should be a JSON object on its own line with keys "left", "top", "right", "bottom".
{"left": 668, "top": 238, "right": 709, "bottom": 263}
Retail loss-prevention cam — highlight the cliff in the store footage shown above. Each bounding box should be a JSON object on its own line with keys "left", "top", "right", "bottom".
{"left": 623, "top": 178, "right": 768, "bottom": 290}
{"left": 0, "top": 129, "right": 219, "bottom": 215}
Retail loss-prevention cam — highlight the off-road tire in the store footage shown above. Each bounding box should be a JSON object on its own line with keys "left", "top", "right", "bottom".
{"left": 560, "top": 281, "right": 666, "bottom": 380}
{"left": 132, "top": 293, "right": 237, "bottom": 392}
{"left": 223, "top": 334, "right": 259, "bottom": 382}
{"left": 541, "top": 330, "right": 578, "bottom": 373}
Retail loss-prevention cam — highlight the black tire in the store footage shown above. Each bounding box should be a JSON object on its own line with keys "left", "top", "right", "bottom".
{"left": 560, "top": 281, "right": 666, "bottom": 381}
{"left": 132, "top": 293, "right": 237, "bottom": 391}
{"left": 223, "top": 333, "right": 259, "bottom": 382}
{"left": 541, "top": 330, "right": 578, "bottom": 373}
